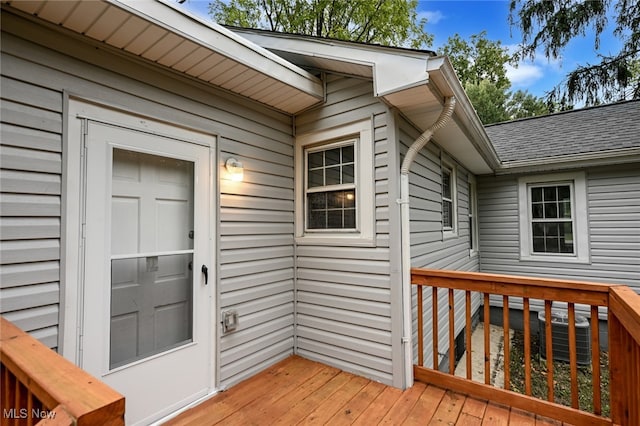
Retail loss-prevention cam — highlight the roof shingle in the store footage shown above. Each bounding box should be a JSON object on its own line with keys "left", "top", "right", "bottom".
{"left": 484, "top": 99, "right": 640, "bottom": 164}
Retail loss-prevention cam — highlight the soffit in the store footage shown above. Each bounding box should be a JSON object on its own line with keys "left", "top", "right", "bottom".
{"left": 1, "top": 0, "right": 323, "bottom": 114}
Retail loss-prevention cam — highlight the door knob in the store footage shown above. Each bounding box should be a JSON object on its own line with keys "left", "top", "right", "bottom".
{"left": 201, "top": 265, "right": 208, "bottom": 285}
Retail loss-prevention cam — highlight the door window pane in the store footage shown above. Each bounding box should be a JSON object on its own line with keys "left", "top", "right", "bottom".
{"left": 110, "top": 149, "right": 195, "bottom": 369}
{"left": 110, "top": 253, "right": 193, "bottom": 369}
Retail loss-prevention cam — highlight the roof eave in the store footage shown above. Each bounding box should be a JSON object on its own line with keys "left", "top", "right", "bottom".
{"left": 425, "top": 57, "right": 501, "bottom": 171}
{"left": 2, "top": 0, "right": 323, "bottom": 114}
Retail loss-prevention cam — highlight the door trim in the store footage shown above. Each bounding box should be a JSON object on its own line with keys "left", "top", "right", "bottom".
{"left": 62, "top": 97, "right": 217, "bottom": 384}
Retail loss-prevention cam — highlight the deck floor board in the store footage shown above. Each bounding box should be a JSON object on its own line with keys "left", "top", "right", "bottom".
{"left": 164, "top": 356, "right": 571, "bottom": 425}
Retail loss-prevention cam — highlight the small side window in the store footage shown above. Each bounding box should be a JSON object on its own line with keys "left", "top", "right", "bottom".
{"left": 442, "top": 163, "right": 457, "bottom": 236}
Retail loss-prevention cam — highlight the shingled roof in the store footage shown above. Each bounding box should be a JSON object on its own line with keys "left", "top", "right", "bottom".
{"left": 484, "top": 99, "right": 640, "bottom": 164}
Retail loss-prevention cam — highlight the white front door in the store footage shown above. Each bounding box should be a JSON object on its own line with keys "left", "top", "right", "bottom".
{"left": 81, "top": 120, "right": 213, "bottom": 425}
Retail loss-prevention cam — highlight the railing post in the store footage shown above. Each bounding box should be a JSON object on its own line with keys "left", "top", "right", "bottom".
{"left": 609, "top": 309, "right": 625, "bottom": 425}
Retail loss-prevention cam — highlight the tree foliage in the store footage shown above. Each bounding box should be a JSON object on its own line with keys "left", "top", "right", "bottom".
{"left": 510, "top": 0, "right": 640, "bottom": 106}
{"left": 464, "top": 81, "right": 510, "bottom": 124}
{"left": 440, "top": 31, "right": 512, "bottom": 89}
{"left": 209, "top": 0, "right": 433, "bottom": 48}
{"left": 441, "top": 32, "right": 550, "bottom": 124}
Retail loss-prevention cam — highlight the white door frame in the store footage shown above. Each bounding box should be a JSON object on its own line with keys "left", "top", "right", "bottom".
{"left": 61, "top": 97, "right": 217, "bottom": 412}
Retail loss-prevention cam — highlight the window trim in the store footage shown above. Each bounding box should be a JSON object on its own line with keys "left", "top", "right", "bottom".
{"left": 295, "top": 119, "right": 375, "bottom": 246}
{"left": 442, "top": 162, "right": 458, "bottom": 238}
{"left": 518, "top": 172, "right": 590, "bottom": 263}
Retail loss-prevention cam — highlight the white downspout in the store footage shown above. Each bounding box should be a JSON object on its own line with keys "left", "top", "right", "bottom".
{"left": 398, "top": 96, "right": 456, "bottom": 388}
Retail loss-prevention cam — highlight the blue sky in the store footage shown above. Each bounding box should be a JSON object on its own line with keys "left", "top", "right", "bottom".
{"left": 178, "top": 0, "right": 621, "bottom": 99}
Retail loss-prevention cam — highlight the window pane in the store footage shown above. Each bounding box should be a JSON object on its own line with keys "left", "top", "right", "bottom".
{"left": 308, "top": 151, "right": 323, "bottom": 168}
{"left": 342, "top": 145, "right": 354, "bottom": 163}
{"left": 559, "top": 201, "right": 572, "bottom": 218}
{"left": 344, "top": 209, "right": 356, "bottom": 228}
{"left": 344, "top": 190, "right": 355, "bottom": 208}
{"left": 532, "top": 222, "right": 544, "bottom": 238}
{"left": 544, "top": 187, "right": 557, "bottom": 201}
{"left": 308, "top": 168, "right": 324, "bottom": 188}
{"left": 308, "top": 192, "right": 326, "bottom": 210}
{"left": 342, "top": 164, "right": 355, "bottom": 184}
{"left": 327, "top": 191, "right": 342, "bottom": 209}
{"left": 307, "top": 190, "right": 356, "bottom": 230}
{"left": 561, "top": 222, "right": 574, "bottom": 253}
{"left": 558, "top": 185, "right": 571, "bottom": 201}
{"left": 327, "top": 210, "right": 343, "bottom": 228}
{"left": 544, "top": 202, "right": 558, "bottom": 218}
{"left": 325, "top": 148, "right": 341, "bottom": 166}
{"left": 442, "top": 170, "right": 451, "bottom": 199}
{"left": 531, "top": 203, "right": 543, "bottom": 219}
{"left": 531, "top": 187, "right": 542, "bottom": 202}
{"left": 304, "top": 142, "right": 357, "bottom": 231}
{"left": 443, "top": 200, "right": 452, "bottom": 228}
{"left": 325, "top": 166, "right": 341, "bottom": 185}
{"left": 545, "top": 237, "right": 560, "bottom": 253}
{"left": 545, "top": 223, "right": 559, "bottom": 237}
{"left": 533, "top": 237, "right": 545, "bottom": 252}
{"left": 308, "top": 210, "right": 326, "bottom": 229}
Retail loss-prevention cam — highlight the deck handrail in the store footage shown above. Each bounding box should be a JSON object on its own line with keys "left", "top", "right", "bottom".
{"left": 411, "top": 267, "right": 640, "bottom": 426}
{"left": 0, "top": 317, "right": 125, "bottom": 426}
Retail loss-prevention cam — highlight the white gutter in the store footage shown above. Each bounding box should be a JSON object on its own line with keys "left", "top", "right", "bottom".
{"left": 398, "top": 96, "right": 456, "bottom": 388}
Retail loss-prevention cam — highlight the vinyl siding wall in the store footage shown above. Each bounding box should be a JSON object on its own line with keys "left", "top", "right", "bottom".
{"left": 398, "top": 117, "right": 481, "bottom": 370}
{"left": 478, "top": 164, "right": 640, "bottom": 295}
{"left": 0, "top": 69, "right": 62, "bottom": 350}
{"left": 1, "top": 12, "right": 296, "bottom": 389}
{"left": 293, "top": 74, "right": 402, "bottom": 386}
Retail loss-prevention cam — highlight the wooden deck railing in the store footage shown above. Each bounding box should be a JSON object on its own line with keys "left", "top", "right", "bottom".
{"left": 0, "top": 317, "right": 125, "bottom": 426}
{"left": 412, "top": 268, "right": 640, "bottom": 426}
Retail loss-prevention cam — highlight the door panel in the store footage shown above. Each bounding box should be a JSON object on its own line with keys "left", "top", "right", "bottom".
{"left": 81, "top": 121, "right": 213, "bottom": 425}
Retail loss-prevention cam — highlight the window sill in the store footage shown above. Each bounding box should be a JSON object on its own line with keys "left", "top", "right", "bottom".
{"left": 520, "top": 254, "right": 590, "bottom": 264}
{"left": 295, "top": 234, "right": 376, "bottom": 247}
{"left": 443, "top": 230, "right": 458, "bottom": 240}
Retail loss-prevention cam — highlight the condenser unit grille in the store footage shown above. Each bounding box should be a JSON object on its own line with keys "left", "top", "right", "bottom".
{"left": 538, "top": 311, "right": 591, "bottom": 365}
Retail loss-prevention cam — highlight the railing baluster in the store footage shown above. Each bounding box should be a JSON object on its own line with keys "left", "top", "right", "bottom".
{"left": 503, "top": 296, "right": 510, "bottom": 390}
{"left": 417, "top": 285, "right": 424, "bottom": 367}
{"left": 544, "top": 300, "right": 554, "bottom": 403}
{"left": 410, "top": 268, "right": 640, "bottom": 425}
{"left": 590, "top": 305, "right": 601, "bottom": 415}
{"left": 27, "top": 389, "right": 34, "bottom": 426}
{"left": 484, "top": 293, "right": 490, "bottom": 385}
{"left": 568, "top": 302, "right": 579, "bottom": 409}
{"left": 466, "top": 291, "right": 472, "bottom": 380}
{"left": 523, "top": 297, "right": 531, "bottom": 396}
{"left": 433, "top": 287, "right": 438, "bottom": 370}
{"left": 449, "top": 289, "right": 455, "bottom": 375}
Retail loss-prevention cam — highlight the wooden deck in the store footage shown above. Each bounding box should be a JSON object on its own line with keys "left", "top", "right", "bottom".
{"left": 165, "top": 355, "right": 565, "bottom": 426}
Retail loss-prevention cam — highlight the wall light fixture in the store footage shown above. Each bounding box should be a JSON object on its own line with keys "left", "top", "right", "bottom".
{"left": 225, "top": 157, "right": 244, "bottom": 182}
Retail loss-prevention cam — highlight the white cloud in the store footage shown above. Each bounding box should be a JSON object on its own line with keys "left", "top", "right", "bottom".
{"left": 418, "top": 10, "right": 444, "bottom": 25}
{"left": 506, "top": 63, "right": 544, "bottom": 88}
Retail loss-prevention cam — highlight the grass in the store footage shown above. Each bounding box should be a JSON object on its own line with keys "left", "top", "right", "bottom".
{"left": 509, "top": 330, "right": 610, "bottom": 417}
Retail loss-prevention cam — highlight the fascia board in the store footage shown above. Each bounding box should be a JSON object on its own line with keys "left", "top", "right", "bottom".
{"left": 114, "top": 0, "right": 323, "bottom": 99}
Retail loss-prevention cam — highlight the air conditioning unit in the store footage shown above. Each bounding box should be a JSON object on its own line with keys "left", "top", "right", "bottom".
{"left": 538, "top": 310, "right": 591, "bottom": 365}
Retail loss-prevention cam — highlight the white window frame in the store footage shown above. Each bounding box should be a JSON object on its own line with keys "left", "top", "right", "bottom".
{"left": 518, "top": 172, "right": 589, "bottom": 263}
{"left": 295, "top": 119, "right": 374, "bottom": 246}
{"left": 442, "top": 162, "right": 458, "bottom": 238}
{"left": 468, "top": 176, "right": 479, "bottom": 256}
